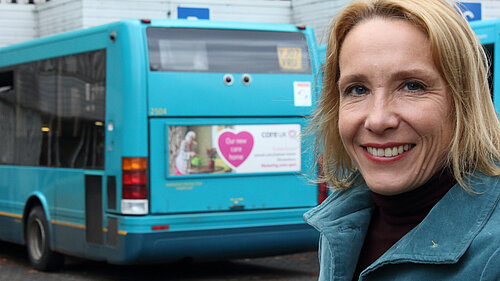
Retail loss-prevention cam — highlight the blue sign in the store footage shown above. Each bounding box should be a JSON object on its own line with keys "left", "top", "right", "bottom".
{"left": 458, "top": 2, "right": 482, "bottom": 22}
{"left": 177, "top": 7, "right": 210, "bottom": 20}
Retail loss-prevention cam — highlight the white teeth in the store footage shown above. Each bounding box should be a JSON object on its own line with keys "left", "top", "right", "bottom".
{"left": 366, "top": 144, "right": 413, "bottom": 157}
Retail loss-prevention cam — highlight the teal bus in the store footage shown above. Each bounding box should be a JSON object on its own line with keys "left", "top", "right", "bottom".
{"left": 470, "top": 18, "right": 500, "bottom": 113}
{"left": 0, "top": 19, "right": 324, "bottom": 270}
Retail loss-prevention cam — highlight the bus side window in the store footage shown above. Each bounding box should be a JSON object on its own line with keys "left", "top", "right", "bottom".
{"left": 0, "top": 50, "right": 106, "bottom": 170}
{"left": 0, "top": 70, "right": 16, "bottom": 165}
{"left": 51, "top": 51, "right": 106, "bottom": 169}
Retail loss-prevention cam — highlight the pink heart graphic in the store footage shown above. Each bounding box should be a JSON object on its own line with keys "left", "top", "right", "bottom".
{"left": 218, "top": 131, "right": 254, "bottom": 168}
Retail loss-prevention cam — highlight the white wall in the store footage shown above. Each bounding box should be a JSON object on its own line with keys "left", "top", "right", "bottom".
{"left": 37, "top": 0, "right": 83, "bottom": 37}
{"left": 189, "top": 0, "right": 291, "bottom": 23}
{"left": 0, "top": 4, "right": 36, "bottom": 47}
{"left": 1, "top": 0, "right": 500, "bottom": 48}
{"left": 41, "top": 0, "right": 291, "bottom": 37}
{"left": 81, "top": 0, "right": 291, "bottom": 27}
{"left": 291, "top": 0, "right": 350, "bottom": 45}
{"left": 0, "top": 0, "right": 291, "bottom": 47}
{"left": 80, "top": 0, "right": 171, "bottom": 29}
{"left": 482, "top": 1, "right": 500, "bottom": 20}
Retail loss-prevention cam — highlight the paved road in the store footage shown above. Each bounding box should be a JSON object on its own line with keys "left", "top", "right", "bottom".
{"left": 0, "top": 241, "right": 319, "bottom": 281}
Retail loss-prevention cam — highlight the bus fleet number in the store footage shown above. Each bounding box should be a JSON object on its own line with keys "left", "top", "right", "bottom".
{"left": 150, "top": 108, "right": 167, "bottom": 115}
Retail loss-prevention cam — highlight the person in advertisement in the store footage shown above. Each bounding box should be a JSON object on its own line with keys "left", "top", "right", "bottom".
{"left": 175, "top": 131, "right": 198, "bottom": 175}
{"left": 304, "top": 0, "right": 500, "bottom": 280}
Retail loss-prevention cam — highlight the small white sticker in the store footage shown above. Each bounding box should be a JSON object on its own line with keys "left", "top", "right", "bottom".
{"left": 293, "top": 81, "right": 312, "bottom": 107}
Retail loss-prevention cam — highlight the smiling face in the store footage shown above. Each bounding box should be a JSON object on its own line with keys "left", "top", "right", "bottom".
{"left": 337, "top": 18, "right": 454, "bottom": 195}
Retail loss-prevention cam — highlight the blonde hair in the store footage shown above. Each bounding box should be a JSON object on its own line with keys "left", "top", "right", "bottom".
{"left": 310, "top": 0, "right": 500, "bottom": 190}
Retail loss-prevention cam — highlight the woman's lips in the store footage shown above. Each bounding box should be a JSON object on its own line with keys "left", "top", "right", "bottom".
{"left": 365, "top": 144, "right": 414, "bottom": 157}
{"left": 361, "top": 143, "right": 415, "bottom": 162}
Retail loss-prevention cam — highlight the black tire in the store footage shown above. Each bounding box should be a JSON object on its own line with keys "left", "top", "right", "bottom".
{"left": 26, "top": 206, "right": 64, "bottom": 271}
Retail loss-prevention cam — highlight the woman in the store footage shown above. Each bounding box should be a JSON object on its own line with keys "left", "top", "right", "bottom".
{"left": 175, "top": 131, "right": 198, "bottom": 175}
{"left": 304, "top": 0, "right": 500, "bottom": 280}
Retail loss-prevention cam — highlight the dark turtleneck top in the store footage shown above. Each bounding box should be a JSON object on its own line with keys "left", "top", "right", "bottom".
{"left": 352, "top": 171, "right": 456, "bottom": 280}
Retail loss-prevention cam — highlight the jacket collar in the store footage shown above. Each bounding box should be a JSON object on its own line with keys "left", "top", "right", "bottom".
{"left": 304, "top": 172, "right": 500, "bottom": 276}
{"left": 304, "top": 182, "right": 372, "bottom": 232}
{"left": 304, "top": 182, "right": 374, "bottom": 280}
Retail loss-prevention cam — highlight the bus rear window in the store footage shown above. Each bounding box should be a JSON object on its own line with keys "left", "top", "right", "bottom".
{"left": 147, "top": 27, "right": 311, "bottom": 74}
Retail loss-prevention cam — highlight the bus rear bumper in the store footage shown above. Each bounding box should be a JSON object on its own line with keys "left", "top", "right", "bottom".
{"left": 106, "top": 223, "right": 319, "bottom": 264}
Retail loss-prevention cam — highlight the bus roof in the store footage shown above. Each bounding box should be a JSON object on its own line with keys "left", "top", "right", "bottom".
{"left": 0, "top": 19, "right": 311, "bottom": 67}
{"left": 0, "top": 19, "right": 310, "bottom": 59}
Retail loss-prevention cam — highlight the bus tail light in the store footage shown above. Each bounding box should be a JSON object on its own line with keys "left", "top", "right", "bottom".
{"left": 121, "top": 157, "right": 148, "bottom": 215}
{"left": 317, "top": 155, "right": 329, "bottom": 204}
{"left": 152, "top": 225, "right": 170, "bottom": 231}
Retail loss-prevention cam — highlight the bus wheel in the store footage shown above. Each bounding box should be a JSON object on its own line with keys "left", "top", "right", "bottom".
{"left": 26, "top": 206, "right": 64, "bottom": 271}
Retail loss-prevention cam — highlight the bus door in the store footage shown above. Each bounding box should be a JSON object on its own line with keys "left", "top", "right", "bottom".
{"left": 146, "top": 26, "right": 318, "bottom": 214}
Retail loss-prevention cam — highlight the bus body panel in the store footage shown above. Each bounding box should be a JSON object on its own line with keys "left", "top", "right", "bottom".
{"left": 147, "top": 72, "right": 314, "bottom": 117}
{"left": 112, "top": 21, "right": 149, "bottom": 158}
{"left": 45, "top": 210, "right": 317, "bottom": 264}
{"left": 109, "top": 223, "right": 317, "bottom": 264}
{"left": 0, "top": 25, "right": 110, "bottom": 67}
{"left": 104, "top": 21, "right": 151, "bottom": 215}
{"left": 0, "top": 166, "right": 86, "bottom": 245}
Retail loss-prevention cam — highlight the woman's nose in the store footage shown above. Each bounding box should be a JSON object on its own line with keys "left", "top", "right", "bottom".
{"left": 363, "top": 92, "right": 399, "bottom": 134}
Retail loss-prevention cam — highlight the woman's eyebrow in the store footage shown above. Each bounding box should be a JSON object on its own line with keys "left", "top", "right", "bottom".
{"left": 338, "top": 69, "right": 437, "bottom": 88}
{"left": 390, "top": 69, "right": 436, "bottom": 81}
{"left": 337, "top": 73, "right": 367, "bottom": 88}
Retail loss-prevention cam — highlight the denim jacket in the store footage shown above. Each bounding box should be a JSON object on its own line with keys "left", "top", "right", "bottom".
{"left": 304, "top": 173, "right": 500, "bottom": 281}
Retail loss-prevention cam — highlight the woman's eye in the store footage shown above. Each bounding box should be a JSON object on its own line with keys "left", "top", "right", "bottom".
{"left": 345, "top": 85, "right": 368, "bottom": 96}
{"left": 403, "top": 81, "right": 426, "bottom": 92}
